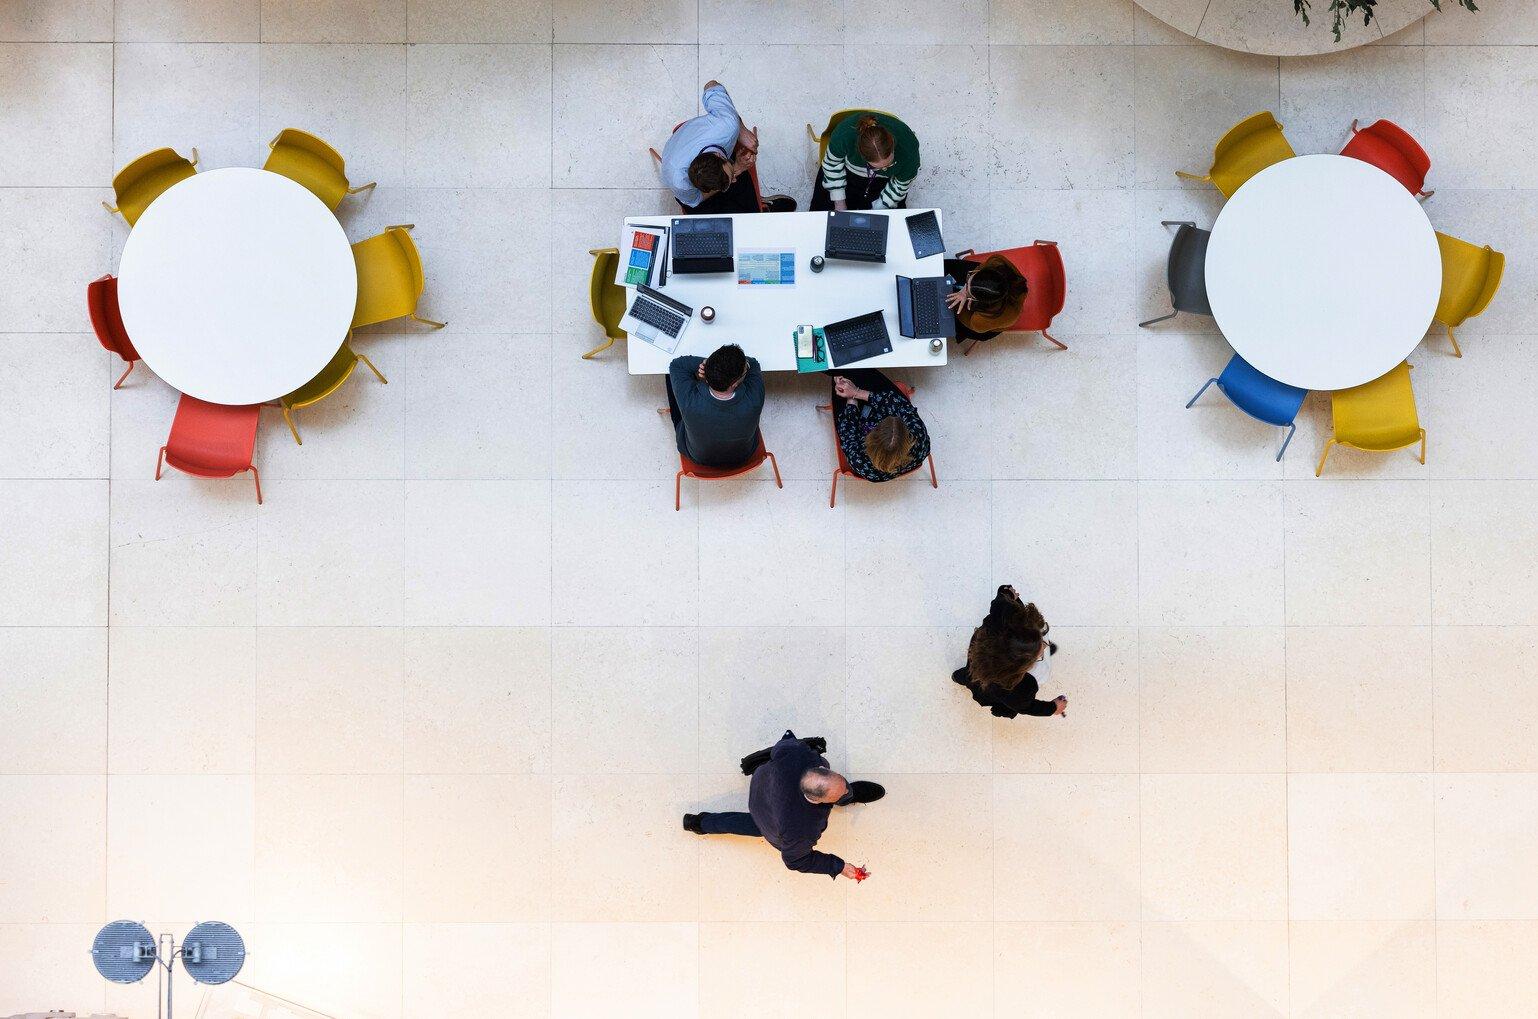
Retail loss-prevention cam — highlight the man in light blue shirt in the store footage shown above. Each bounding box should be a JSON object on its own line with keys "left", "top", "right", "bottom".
{"left": 658, "top": 80, "right": 796, "bottom": 215}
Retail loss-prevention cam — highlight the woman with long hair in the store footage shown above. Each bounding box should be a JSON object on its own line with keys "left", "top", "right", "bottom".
{"left": 942, "top": 254, "right": 1030, "bottom": 344}
{"left": 953, "top": 585, "right": 1066, "bottom": 719}
{"left": 810, "top": 112, "right": 921, "bottom": 212}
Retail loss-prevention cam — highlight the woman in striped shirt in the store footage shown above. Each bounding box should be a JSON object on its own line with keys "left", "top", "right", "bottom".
{"left": 810, "top": 113, "right": 921, "bottom": 212}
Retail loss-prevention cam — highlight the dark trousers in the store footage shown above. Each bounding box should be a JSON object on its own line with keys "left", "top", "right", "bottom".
{"left": 810, "top": 170, "right": 907, "bottom": 212}
{"left": 698, "top": 811, "right": 762, "bottom": 837}
{"left": 944, "top": 257, "right": 1002, "bottom": 344}
{"left": 682, "top": 170, "right": 760, "bottom": 215}
{"left": 824, "top": 367, "right": 898, "bottom": 415}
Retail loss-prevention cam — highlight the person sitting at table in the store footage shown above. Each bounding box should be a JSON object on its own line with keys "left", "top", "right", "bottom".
{"left": 659, "top": 80, "right": 796, "bottom": 216}
{"left": 810, "top": 112, "right": 921, "bottom": 212}
{"left": 952, "top": 585, "right": 1066, "bottom": 720}
{"left": 827, "top": 369, "right": 930, "bottom": 482}
{"left": 665, "top": 344, "right": 765, "bottom": 468}
{"left": 942, "top": 254, "right": 1029, "bottom": 344}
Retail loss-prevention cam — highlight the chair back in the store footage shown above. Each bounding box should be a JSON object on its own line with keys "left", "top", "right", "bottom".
{"left": 110, "top": 148, "right": 197, "bottom": 224}
{"left": 1209, "top": 111, "right": 1295, "bottom": 197}
{"left": 87, "top": 274, "right": 138, "bottom": 361}
{"left": 811, "top": 108, "right": 902, "bottom": 165}
{"left": 165, "top": 394, "right": 260, "bottom": 477}
{"left": 1340, "top": 119, "right": 1430, "bottom": 195}
{"left": 1434, "top": 232, "right": 1505, "bottom": 328}
{"left": 272, "top": 128, "right": 347, "bottom": 175}
{"left": 1217, "top": 354, "right": 1306, "bottom": 428}
{"left": 112, "top": 148, "right": 190, "bottom": 197}
{"left": 588, "top": 249, "right": 626, "bottom": 340}
{"left": 1331, "top": 362, "right": 1421, "bottom": 451}
{"left": 1167, "top": 224, "right": 1212, "bottom": 316}
{"left": 388, "top": 227, "right": 427, "bottom": 300}
{"left": 281, "top": 342, "right": 359, "bottom": 411}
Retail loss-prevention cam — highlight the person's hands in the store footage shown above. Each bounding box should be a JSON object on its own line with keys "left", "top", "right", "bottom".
{"left": 944, "top": 281, "right": 974, "bottom": 313}
{"left": 703, "top": 79, "right": 722, "bottom": 90}
{"left": 833, "top": 376, "right": 858, "bottom": 399}
{"left": 1052, "top": 696, "right": 1068, "bottom": 717}
{"left": 741, "top": 125, "right": 759, "bottom": 155}
{"left": 841, "top": 862, "right": 870, "bottom": 881}
{"left": 696, "top": 362, "right": 706, "bottom": 381}
{"left": 833, "top": 199, "right": 848, "bottom": 212}
{"left": 1002, "top": 584, "right": 1018, "bottom": 598}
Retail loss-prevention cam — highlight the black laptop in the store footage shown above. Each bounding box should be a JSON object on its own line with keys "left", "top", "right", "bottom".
{"left": 823, "top": 311, "right": 892, "bottom": 366}
{"left": 904, "top": 210, "right": 945, "bottom": 259}
{"left": 670, "top": 216, "right": 734, "bottom": 274}
{"left": 824, "top": 211, "right": 889, "bottom": 263}
{"left": 896, "top": 275, "right": 957, "bottom": 339}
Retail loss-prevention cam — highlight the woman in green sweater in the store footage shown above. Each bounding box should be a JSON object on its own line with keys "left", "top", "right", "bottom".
{"left": 810, "top": 112, "right": 921, "bottom": 212}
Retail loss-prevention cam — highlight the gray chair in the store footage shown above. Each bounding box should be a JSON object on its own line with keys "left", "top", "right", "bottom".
{"left": 1139, "top": 220, "right": 1211, "bottom": 327}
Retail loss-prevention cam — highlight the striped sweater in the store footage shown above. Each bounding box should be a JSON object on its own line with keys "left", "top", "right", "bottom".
{"left": 820, "top": 112, "right": 921, "bottom": 210}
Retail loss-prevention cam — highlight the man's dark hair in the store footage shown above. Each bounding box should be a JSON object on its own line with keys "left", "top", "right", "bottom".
{"left": 687, "top": 151, "right": 731, "bottom": 196}
{"left": 702, "top": 344, "right": 747, "bottom": 392}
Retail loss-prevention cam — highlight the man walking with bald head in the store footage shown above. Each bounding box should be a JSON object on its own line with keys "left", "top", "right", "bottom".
{"left": 683, "top": 730, "right": 882, "bottom": 880}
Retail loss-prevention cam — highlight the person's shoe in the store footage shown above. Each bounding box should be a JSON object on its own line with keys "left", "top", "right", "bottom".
{"left": 952, "top": 667, "right": 971, "bottom": 685}
{"left": 763, "top": 195, "right": 797, "bottom": 213}
{"left": 801, "top": 736, "right": 827, "bottom": 755}
{"left": 682, "top": 813, "right": 704, "bottom": 834}
{"left": 848, "top": 781, "right": 885, "bottom": 804}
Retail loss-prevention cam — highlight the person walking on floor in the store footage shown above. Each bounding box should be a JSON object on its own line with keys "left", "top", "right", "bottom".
{"left": 683, "top": 730, "right": 883, "bottom": 880}
{"left": 953, "top": 584, "right": 1067, "bottom": 719}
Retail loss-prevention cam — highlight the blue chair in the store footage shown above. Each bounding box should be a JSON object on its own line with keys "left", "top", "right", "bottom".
{"left": 1186, "top": 353, "right": 1308, "bottom": 461}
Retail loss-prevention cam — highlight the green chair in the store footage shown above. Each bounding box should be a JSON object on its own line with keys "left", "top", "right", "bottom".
{"left": 1433, "top": 231, "right": 1504, "bottom": 358}
{"left": 583, "top": 248, "right": 627, "bottom": 360}
{"left": 279, "top": 339, "right": 386, "bottom": 445}
{"left": 103, "top": 147, "right": 199, "bottom": 226}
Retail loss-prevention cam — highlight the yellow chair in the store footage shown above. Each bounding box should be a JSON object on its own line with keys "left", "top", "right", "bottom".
{"left": 263, "top": 128, "right": 375, "bottom": 211}
{"left": 1433, "top": 231, "right": 1504, "bottom": 358}
{"left": 102, "top": 147, "right": 199, "bottom": 226}
{"left": 1315, "top": 362, "right": 1425, "bottom": 477}
{"left": 279, "top": 338, "right": 386, "bottom": 445}
{"left": 350, "top": 224, "right": 446, "bottom": 331}
{"left": 583, "top": 248, "right": 627, "bottom": 360}
{"left": 1176, "top": 112, "right": 1296, "bottom": 198}
{"left": 805, "top": 108, "right": 901, "bottom": 165}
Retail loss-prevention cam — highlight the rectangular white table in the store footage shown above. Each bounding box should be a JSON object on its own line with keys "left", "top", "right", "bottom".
{"left": 617, "top": 209, "right": 950, "bottom": 375}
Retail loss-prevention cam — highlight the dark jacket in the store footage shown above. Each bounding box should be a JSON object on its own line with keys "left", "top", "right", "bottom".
{"left": 747, "top": 731, "right": 844, "bottom": 878}
{"left": 957, "top": 586, "right": 1057, "bottom": 718}
{"left": 669, "top": 355, "right": 765, "bottom": 468}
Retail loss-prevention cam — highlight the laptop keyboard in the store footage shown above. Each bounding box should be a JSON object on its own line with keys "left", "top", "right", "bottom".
{"left": 630, "top": 297, "right": 687, "bottom": 337}
{"left": 674, "top": 232, "right": 729, "bottom": 258}
{"left": 828, "top": 313, "right": 891, "bottom": 364}
{"left": 912, "top": 281, "right": 941, "bottom": 328}
{"left": 828, "top": 226, "right": 884, "bottom": 258}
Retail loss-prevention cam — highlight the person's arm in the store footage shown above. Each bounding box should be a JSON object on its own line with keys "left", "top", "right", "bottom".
{"left": 821, "top": 126, "right": 851, "bottom": 207}
{"left": 669, "top": 356, "right": 703, "bottom": 406}
{"left": 780, "top": 841, "right": 845, "bottom": 879}
{"left": 875, "top": 173, "right": 913, "bottom": 210}
{"left": 700, "top": 81, "right": 741, "bottom": 151}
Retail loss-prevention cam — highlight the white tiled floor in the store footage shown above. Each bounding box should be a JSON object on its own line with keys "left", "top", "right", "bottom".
{"left": 2, "top": 0, "right": 1537, "bottom": 1015}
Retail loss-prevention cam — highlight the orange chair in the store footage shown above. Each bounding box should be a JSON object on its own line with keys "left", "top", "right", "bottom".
{"left": 673, "top": 434, "right": 783, "bottom": 511}
{"left": 1340, "top": 118, "right": 1433, "bottom": 198}
{"left": 87, "top": 274, "right": 141, "bottom": 389}
{"left": 155, "top": 394, "right": 264, "bottom": 503}
{"left": 818, "top": 381, "right": 938, "bottom": 508}
{"left": 953, "top": 241, "right": 1067, "bottom": 353}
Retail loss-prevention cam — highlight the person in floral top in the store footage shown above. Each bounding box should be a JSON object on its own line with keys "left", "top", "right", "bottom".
{"left": 827, "top": 369, "right": 930, "bottom": 482}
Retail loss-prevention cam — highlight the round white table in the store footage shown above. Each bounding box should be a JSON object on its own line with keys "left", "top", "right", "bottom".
{"left": 1204, "top": 153, "right": 1441, "bottom": 392}
{"left": 117, "top": 166, "right": 358, "bottom": 405}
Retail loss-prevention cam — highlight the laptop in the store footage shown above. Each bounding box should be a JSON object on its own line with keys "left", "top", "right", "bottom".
{"left": 670, "top": 216, "right": 734, "bottom": 274}
{"left": 823, "top": 311, "right": 892, "bottom": 366}
{"left": 619, "top": 284, "right": 693, "bottom": 353}
{"left": 904, "top": 210, "right": 945, "bottom": 259}
{"left": 824, "top": 211, "right": 889, "bottom": 263}
{"left": 896, "top": 275, "right": 957, "bottom": 339}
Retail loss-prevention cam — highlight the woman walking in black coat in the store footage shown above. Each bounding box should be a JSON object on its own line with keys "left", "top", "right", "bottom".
{"left": 952, "top": 585, "right": 1066, "bottom": 719}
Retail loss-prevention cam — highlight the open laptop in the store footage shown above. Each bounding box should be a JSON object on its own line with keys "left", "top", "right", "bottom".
{"left": 619, "top": 284, "right": 693, "bottom": 353}
{"left": 896, "top": 275, "right": 957, "bottom": 339}
{"left": 823, "top": 310, "right": 892, "bottom": 366}
{"left": 670, "top": 216, "right": 734, "bottom": 274}
{"left": 824, "top": 211, "right": 889, "bottom": 263}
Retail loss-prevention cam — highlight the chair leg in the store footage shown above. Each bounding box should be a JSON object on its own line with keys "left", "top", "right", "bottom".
{"left": 1418, "top": 189, "right": 1435, "bottom": 202}
{"left": 829, "top": 469, "right": 839, "bottom": 508}
{"left": 1314, "top": 438, "right": 1336, "bottom": 477}
{"left": 1418, "top": 429, "right": 1427, "bottom": 465}
{"left": 581, "top": 336, "right": 618, "bottom": 360}
{"left": 648, "top": 147, "right": 662, "bottom": 164}
{"left": 1350, "top": 117, "right": 1361, "bottom": 135}
{"left": 114, "top": 360, "right": 136, "bottom": 389}
{"left": 961, "top": 339, "right": 979, "bottom": 356}
{"left": 357, "top": 350, "right": 388, "bottom": 384}
{"left": 101, "top": 200, "right": 122, "bottom": 219}
{"left": 411, "top": 312, "right": 448, "bottom": 330}
{"left": 1185, "top": 377, "right": 1218, "bottom": 409}
{"left": 283, "top": 406, "right": 302, "bottom": 446}
{"left": 1445, "top": 324, "right": 1462, "bottom": 358}
{"left": 926, "top": 454, "right": 938, "bottom": 489}
{"left": 1041, "top": 329, "right": 1068, "bottom": 351}
{"left": 1139, "top": 309, "right": 1178, "bottom": 329}
{"left": 1174, "top": 170, "right": 1212, "bottom": 185}
{"left": 155, "top": 446, "right": 167, "bottom": 480}
{"left": 248, "top": 465, "right": 264, "bottom": 505}
{"left": 347, "top": 181, "right": 377, "bottom": 196}
{"left": 1276, "top": 422, "right": 1297, "bottom": 462}
{"left": 675, "top": 469, "right": 685, "bottom": 511}
{"left": 385, "top": 223, "right": 416, "bottom": 231}
{"left": 767, "top": 451, "right": 783, "bottom": 489}
{"left": 805, "top": 123, "right": 819, "bottom": 144}
{"left": 188, "top": 147, "right": 200, "bottom": 168}
{"left": 1159, "top": 220, "right": 1197, "bottom": 229}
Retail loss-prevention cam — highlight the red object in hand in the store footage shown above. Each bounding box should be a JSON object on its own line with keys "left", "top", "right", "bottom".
{"left": 853, "top": 867, "right": 870, "bottom": 882}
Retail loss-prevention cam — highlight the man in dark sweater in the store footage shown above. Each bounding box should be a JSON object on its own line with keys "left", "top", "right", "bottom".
{"left": 665, "top": 345, "right": 764, "bottom": 468}
{"left": 683, "top": 730, "right": 883, "bottom": 879}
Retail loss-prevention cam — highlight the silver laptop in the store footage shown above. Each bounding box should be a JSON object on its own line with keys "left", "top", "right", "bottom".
{"left": 619, "top": 284, "right": 693, "bottom": 354}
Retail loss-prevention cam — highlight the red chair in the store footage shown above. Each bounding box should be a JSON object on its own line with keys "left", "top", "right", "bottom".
{"left": 674, "top": 433, "right": 782, "bottom": 511}
{"left": 155, "top": 394, "right": 264, "bottom": 504}
{"left": 87, "top": 274, "right": 141, "bottom": 389}
{"left": 818, "top": 381, "right": 938, "bottom": 508}
{"left": 952, "top": 241, "right": 1067, "bottom": 354}
{"left": 1340, "top": 118, "right": 1433, "bottom": 199}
